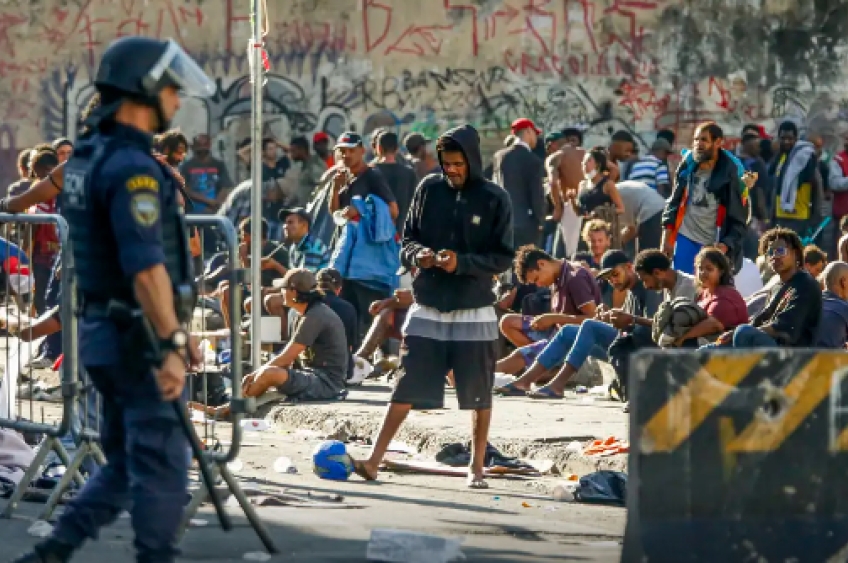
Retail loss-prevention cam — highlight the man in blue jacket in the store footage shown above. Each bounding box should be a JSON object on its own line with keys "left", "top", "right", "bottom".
{"left": 352, "top": 124, "right": 514, "bottom": 489}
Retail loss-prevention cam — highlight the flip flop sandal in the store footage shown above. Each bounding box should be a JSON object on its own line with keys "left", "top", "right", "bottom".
{"left": 528, "top": 387, "right": 564, "bottom": 400}
{"left": 352, "top": 459, "right": 377, "bottom": 482}
{"left": 493, "top": 382, "right": 528, "bottom": 397}
{"left": 466, "top": 475, "right": 489, "bottom": 489}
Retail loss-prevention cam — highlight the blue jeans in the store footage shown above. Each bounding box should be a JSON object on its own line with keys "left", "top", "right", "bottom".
{"left": 537, "top": 320, "right": 618, "bottom": 370}
{"left": 732, "top": 324, "right": 778, "bottom": 348}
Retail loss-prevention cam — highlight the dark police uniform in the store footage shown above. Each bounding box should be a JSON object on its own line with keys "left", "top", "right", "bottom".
{"left": 10, "top": 35, "right": 216, "bottom": 563}
{"left": 50, "top": 122, "right": 194, "bottom": 562}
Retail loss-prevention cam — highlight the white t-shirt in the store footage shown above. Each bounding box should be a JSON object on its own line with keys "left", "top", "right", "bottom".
{"left": 734, "top": 258, "right": 764, "bottom": 299}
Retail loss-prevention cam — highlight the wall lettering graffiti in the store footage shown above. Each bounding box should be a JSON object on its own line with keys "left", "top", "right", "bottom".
{"left": 0, "top": 0, "right": 846, "bottom": 190}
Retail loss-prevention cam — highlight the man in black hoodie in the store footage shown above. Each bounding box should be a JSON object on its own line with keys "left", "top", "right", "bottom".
{"left": 352, "top": 125, "right": 514, "bottom": 489}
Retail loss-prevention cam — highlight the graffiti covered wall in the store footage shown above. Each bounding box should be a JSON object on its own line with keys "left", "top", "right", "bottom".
{"left": 1, "top": 0, "right": 848, "bottom": 187}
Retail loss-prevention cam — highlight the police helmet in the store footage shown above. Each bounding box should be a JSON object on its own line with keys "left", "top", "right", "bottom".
{"left": 90, "top": 36, "right": 214, "bottom": 131}
{"left": 96, "top": 36, "right": 214, "bottom": 99}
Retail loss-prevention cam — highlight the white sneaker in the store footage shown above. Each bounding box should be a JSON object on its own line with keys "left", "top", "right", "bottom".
{"left": 347, "top": 357, "right": 372, "bottom": 386}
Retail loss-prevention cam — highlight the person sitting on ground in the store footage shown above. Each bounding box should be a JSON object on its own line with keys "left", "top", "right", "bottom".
{"left": 710, "top": 227, "right": 822, "bottom": 348}
{"left": 495, "top": 245, "right": 600, "bottom": 375}
{"left": 280, "top": 207, "right": 331, "bottom": 273}
{"left": 815, "top": 261, "right": 848, "bottom": 348}
{"left": 803, "top": 244, "right": 828, "bottom": 281}
{"left": 672, "top": 247, "right": 748, "bottom": 346}
{"left": 217, "top": 217, "right": 288, "bottom": 327}
{"left": 197, "top": 269, "right": 350, "bottom": 416}
{"left": 495, "top": 250, "right": 664, "bottom": 399}
{"left": 354, "top": 287, "right": 413, "bottom": 363}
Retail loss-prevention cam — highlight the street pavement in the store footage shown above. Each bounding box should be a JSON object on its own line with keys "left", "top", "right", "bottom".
{"left": 1, "top": 419, "right": 625, "bottom": 562}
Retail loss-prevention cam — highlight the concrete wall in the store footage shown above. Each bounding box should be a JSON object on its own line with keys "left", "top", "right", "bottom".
{"left": 1, "top": 0, "right": 847, "bottom": 187}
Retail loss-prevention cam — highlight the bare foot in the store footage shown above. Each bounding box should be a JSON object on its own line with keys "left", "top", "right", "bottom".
{"left": 352, "top": 459, "right": 378, "bottom": 481}
{"left": 187, "top": 401, "right": 231, "bottom": 419}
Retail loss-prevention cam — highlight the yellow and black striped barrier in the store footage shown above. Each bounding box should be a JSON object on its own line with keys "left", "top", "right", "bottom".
{"left": 621, "top": 349, "right": 848, "bottom": 563}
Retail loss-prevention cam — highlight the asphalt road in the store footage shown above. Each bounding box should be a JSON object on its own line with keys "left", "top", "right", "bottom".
{"left": 1, "top": 424, "right": 625, "bottom": 562}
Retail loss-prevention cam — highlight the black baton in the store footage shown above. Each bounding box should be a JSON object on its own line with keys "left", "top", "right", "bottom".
{"left": 173, "top": 400, "right": 232, "bottom": 531}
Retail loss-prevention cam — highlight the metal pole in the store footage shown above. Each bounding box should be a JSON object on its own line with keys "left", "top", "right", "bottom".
{"left": 249, "top": 0, "right": 263, "bottom": 372}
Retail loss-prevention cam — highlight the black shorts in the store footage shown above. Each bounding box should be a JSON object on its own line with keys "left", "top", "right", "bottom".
{"left": 391, "top": 335, "right": 496, "bottom": 410}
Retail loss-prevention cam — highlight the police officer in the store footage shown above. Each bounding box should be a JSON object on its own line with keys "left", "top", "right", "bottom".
{"left": 10, "top": 36, "right": 215, "bottom": 563}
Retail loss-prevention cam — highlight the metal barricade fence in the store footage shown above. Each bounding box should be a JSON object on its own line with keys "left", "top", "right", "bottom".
{"left": 0, "top": 213, "right": 104, "bottom": 521}
{"left": 179, "top": 215, "right": 276, "bottom": 553}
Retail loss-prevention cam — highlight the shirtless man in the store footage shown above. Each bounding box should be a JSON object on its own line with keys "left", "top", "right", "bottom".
{"left": 546, "top": 127, "right": 586, "bottom": 258}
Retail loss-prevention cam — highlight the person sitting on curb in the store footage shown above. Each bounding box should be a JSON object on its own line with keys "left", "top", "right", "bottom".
{"left": 495, "top": 250, "right": 663, "bottom": 399}
{"left": 707, "top": 228, "right": 822, "bottom": 349}
{"left": 193, "top": 269, "right": 349, "bottom": 417}
{"left": 815, "top": 261, "right": 848, "bottom": 348}
{"left": 495, "top": 245, "right": 600, "bottom": 376}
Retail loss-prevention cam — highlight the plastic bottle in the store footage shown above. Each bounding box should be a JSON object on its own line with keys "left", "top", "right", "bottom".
{"left": 198, "top": 338, "right": 216, "bottom": 366}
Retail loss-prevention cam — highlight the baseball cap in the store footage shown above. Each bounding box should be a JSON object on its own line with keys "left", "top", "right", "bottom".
{"left": 596, "top": 250, "right": 631, "bottom": 279}
{"left": 651, "top": 138, "right": 672, "bottom": 152}
{"left": 278, "top": 206, "right": 311, "bottom": 225}
{"left": 545, "top": 131, "right": 566, "bottom": 145}
{"left": 511, "top": 118, "right": 541, "bottom": 135}
{"left": 404, "top": 132, "right": 430, "bottom": 154}
{"left": 313, "top": 131, "right": 330, "bottom": 143}
{"left": 273, "top": 268, "right": 317, "bottom": 291}
{"left": 316, "top": 267, "right": 343, "bottom": 290}
{"left": 335, "top": 131, "right": 363, "bottom": 149}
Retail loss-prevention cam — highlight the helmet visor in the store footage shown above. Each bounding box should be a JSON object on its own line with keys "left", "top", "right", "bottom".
{"left": 147, "top": 39, "right": 215, "bottom": 98}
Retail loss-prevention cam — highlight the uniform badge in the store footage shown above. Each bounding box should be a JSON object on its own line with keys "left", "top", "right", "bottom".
{"left": 126, "top": 175, "right": 159, "bottom": 192}
{"left": 131, "top": 193, "right": 159, "bottom": 227}
{"left": 472, "top": 215, "right": 481, "bottom": 225}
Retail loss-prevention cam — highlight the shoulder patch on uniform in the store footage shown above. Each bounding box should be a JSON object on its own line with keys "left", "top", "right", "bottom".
{"left": 130, "top": 193, "right": 159, "bottom": 227}
{"left": 125, "top": 175, "right": 159, "bottom": 192}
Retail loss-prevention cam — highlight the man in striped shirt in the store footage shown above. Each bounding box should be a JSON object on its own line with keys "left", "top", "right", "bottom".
{"left": 627, "top": 138, "right": 673, "bottom": 196}
{"left": 281, "top": 207, "right": 331, "bottom": 272}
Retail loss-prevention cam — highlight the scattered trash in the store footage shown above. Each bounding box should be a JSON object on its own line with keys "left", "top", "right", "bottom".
{"left": 387, "top": 440, "right": 416, "bottom": 454}
{"left": 273, "top": 456, "right": 298, "bottom": 474}
{"left": 189, "top": 518, "right": 208, "bottom": 527}
{"left": 492, "top": 496, "right": 501, "bottom": 501}
{"left": 565, "top": 441, "right": 583, "bottom": 454}
{"left": 366, "top": 529, "right": 465, "bottom": 563}
{"left": 27, "top": 520, "right": 53, "bottom": 538}
{"left": 574, "top": 385, "right": 588, "bottom": 394}
{"left": 551, "top": 484, "right": 576, "bottom": 502}
{"left": 243, "top": 552, "right": 272, "bottom": 561}
{"left": 527, "top": 459, "right": 556, "bottom": 475}
{"left": 227, "top": 458, "right": 244, "bottom": 472}
{"left": 583, "top": 437, "right": 629, "bottom": 456}
{"left": 240, "top": 419, "right": 270, "bottom": 432}
{"left": 588, "top": 385, "right": 609, "bottom": 397}
{"left": 521, "top": 501, "right": 533, "bottom": 508}
{"left": 323, "top": 418, "right": 354, "bottom": 441}
{"left": 573, "top": 471, "right": 627, "bottom": 505}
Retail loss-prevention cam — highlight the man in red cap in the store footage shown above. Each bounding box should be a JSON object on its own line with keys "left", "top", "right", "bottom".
{"left": 492, "top": 118, "right": 545, "bottom": 248}
{"left": 313, "top": 132, "right": 334, "bottom": 168}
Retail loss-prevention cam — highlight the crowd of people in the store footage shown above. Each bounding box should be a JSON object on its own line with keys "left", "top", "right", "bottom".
{"left": 2, "top": 110, "right": 848, "bottom": 492}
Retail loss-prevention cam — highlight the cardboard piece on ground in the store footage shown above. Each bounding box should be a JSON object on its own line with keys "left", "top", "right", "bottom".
{"left": 381, "top": 458, "right": 539, "bottom": 477}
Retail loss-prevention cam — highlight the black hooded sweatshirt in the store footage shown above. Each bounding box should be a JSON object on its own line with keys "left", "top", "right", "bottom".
{"left": 401, "top": 125, "right": 514, "bottom": 313}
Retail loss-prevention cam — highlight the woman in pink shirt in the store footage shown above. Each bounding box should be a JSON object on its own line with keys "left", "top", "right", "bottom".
{"left": 676, "top": 246, "right": 749, "bottom": 345}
